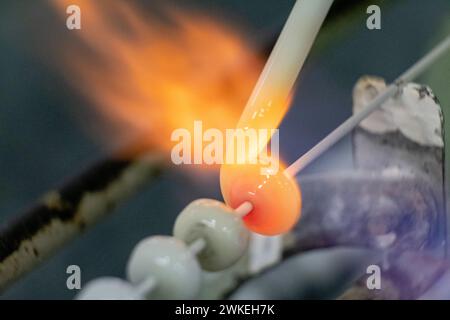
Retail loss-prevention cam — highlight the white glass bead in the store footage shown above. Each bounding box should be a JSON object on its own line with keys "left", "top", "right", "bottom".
{"left": 126, "top": 236, "right": 201, "bottom": 299}
{"left": 75, "top": 277, "right": 142, "bottom": 300}
{"left": 173, "top": 199, "right": 250, "bottom": 271}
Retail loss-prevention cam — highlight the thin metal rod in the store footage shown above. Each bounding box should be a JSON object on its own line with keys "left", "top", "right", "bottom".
{"left": 189, "top": 238, "right": 207, "bottom": 256}
{"left": 235, "top": 201, "right": 253, "bottom": 218}
{"left": 285, "top": 35, "right": 450, "bottom": 177}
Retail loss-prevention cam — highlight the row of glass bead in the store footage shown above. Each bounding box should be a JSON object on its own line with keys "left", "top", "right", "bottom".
{"left": 76, "top": 198, "right": 250, "bottom": 299}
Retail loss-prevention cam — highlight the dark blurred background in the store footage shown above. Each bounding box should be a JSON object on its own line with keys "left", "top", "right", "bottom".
{"left": 0, "top": 0, "right": 449, "bottom": 299}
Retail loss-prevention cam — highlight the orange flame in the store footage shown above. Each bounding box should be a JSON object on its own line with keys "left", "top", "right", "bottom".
{"left": 49, "top": 0, "right": 263, "bottom": 158}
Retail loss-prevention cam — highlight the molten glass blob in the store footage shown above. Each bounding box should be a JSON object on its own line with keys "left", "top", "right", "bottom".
{"left": 220, "top": 163, "right": 301, "bottom": 236}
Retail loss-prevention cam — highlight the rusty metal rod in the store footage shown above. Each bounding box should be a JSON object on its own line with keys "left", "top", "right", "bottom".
{"left": 0, "top": 152, "right": 165, "bottom": 292}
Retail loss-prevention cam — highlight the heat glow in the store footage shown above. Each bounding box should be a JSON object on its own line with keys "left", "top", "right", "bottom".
{"left": 49, "top": 0, "right": 263, "bottom": 157}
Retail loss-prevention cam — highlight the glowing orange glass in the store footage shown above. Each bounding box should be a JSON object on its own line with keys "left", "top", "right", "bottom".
{"left": 220, "top": 163, "right": 301, "bottom": 236}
